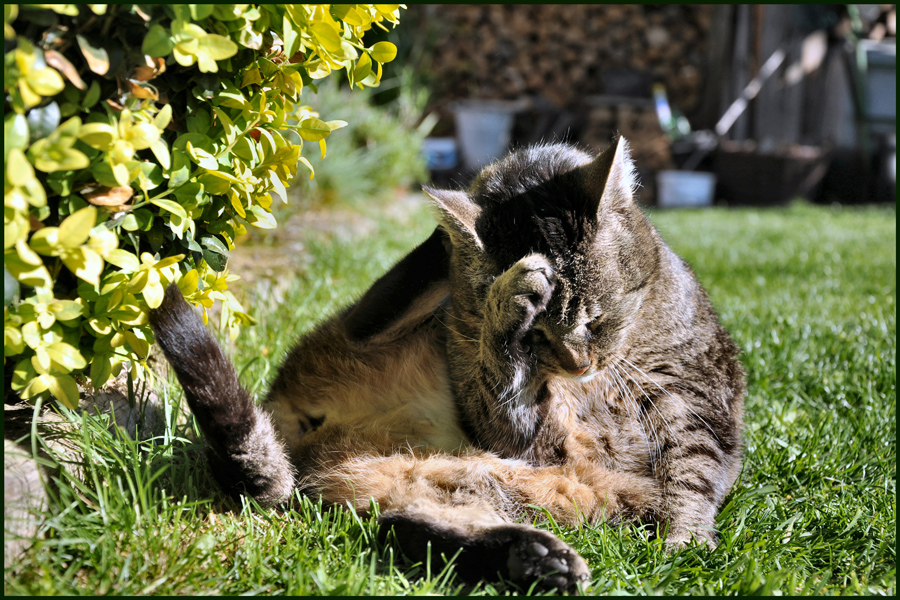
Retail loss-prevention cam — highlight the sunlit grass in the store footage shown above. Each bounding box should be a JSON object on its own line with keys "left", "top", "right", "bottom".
{"left": 5, "top": 200, "right": 895, "bottom": 595}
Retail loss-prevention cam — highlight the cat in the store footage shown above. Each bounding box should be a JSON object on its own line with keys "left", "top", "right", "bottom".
{"left": 149, "top": 137, "right": 745, "bottom": 593}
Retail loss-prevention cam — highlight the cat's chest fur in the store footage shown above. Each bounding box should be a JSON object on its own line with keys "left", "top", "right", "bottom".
{"left": 265, "top": 316, "right": 470, "bottom": 460}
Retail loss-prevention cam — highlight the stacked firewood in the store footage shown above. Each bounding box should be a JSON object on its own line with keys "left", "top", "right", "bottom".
{"left": 409, "top": 5, "right": 713, "bottom": 116}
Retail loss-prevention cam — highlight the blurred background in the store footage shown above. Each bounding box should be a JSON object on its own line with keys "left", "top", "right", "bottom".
{"left": 291, "top": 4, "right": 896, "bottom": 211}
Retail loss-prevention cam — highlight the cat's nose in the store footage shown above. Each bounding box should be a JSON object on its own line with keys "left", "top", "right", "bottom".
{"left": 566, "top": 366, "right": 589, "bottom": 376}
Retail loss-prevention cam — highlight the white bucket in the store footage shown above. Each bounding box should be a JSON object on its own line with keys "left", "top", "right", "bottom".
{"left": 656, "top": 170, "right": 716, "bottom": 208}
{"left": 452, "top": 100, "right": 520, "bottom": 171}
{"left": 421, "top": 137, "right": 459, "bottom": 170}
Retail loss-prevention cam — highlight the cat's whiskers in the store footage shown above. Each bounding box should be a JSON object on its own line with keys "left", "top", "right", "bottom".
{"left": 434, "top": 315, "right": 479, "bottom": 345}
{"left": 619, "top": 357, "right": 721, "bottom": 446}
{"left": 612, "top": 360, "right": 681, "bottom": 468}
{"left": 605, "top": 361, "right": 659, "bottom": 471}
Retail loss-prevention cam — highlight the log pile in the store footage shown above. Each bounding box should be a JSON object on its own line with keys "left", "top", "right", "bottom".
{"left": 579, "top": 100, "right": 674, "bottom": 204}
{"left": 407, "top": 5, "right": 714, "bottom": 201}
{"left": 409, "top": 5, "right": 713, "bottom": 117}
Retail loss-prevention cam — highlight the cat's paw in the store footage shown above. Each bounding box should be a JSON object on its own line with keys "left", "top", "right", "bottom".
{"left": 488, "top": 253, "right": 557, "bottom": 341}
{"left": 504, "top": 525, "right": 590, "bottom": 593}
{"left": 662, "top": 524, "right": 717, "bottom": 552}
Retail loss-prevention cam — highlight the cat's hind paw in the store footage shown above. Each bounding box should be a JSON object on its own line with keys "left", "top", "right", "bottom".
{"left": 504, "top": 526, "right": 590, "bottom": 593}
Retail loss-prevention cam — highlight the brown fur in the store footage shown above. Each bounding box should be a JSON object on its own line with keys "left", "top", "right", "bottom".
{"left": 150, "top": 138, "right": 745, "bottom": 593}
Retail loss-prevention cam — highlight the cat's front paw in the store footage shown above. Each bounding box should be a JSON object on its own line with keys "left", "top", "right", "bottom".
{"left": 488, "top": 254, "right": 557, "bottom": 344}
{"left": 662, "top": 524, "right": 718, "bottom": 552}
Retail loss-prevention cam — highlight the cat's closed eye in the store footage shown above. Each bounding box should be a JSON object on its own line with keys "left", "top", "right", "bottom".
{"left": 522, "top": 327, "right": 549, "bottom": 353}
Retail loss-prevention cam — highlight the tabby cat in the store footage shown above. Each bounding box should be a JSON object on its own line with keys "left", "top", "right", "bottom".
{"left": 149, "top": 138, "right": 745, "bottom": 592}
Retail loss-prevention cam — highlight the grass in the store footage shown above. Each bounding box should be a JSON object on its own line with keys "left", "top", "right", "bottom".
{"left": 5, "top": 199, "right": 895, "bottom": 595}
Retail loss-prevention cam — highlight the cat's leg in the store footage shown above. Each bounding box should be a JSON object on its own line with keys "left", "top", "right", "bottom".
{"left": 298, "top": 436, "right": 659, "bottom": 591}
{"left": 380, "top": 501, "right": 588, "bottom": 593}
{"left": 150, "top": 285, "right": 296, "bottom": 506}
{"left": 649, "top": 392, "right": 742, "bottom": 549}
{"left": 448, "top": 254, "right": 557, "bottom": 456}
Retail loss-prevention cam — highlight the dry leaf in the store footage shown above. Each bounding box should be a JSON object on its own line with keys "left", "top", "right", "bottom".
{"left": 44, "top": 50, "right": 86, "bottom": 90}
{"left": 133, "top": 55, "right": 166, "bottom": 81}
{"left": 83, "top": 185, "right": 134, "bottom": 208}
{"left": 126, "top": 78, "right": 159, "bottom": 100}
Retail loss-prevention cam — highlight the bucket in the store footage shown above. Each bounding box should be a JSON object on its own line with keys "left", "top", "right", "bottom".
{"left": 452, "top": 100, "right": 520, "bottom": 171}
{"left": 421, "top": 137, "right": 459, "bottom": 171}
{"left": 656, "top": 170, "right": 716, "bottom": 208}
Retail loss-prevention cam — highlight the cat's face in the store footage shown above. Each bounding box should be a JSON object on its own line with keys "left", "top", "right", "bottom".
{"left": 426, "top": 139, "right": 660, "bottom": 381}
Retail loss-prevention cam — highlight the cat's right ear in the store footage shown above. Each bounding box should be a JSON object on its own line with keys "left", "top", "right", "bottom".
{"left": 423, "top": 187, "right": 483, "bottom": 250}
{"left": 582, "top": 136, "right": 638, "bottom": 217}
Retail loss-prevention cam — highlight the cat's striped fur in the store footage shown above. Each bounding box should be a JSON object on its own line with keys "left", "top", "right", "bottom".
{"left": 150, "top": 138, "right": 745, "bottom": 592}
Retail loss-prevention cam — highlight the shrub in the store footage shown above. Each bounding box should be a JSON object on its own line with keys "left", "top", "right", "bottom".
{"left": 4, "top": 4, "right": 403, "bottom": 408}
{"left": 286, "top": 71, "right": 431, "bottom": 209}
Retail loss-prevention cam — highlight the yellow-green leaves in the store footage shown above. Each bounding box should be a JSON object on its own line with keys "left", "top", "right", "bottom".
{"left": 7, "top": 38, "right": 66, "bottom": 112}
{"left": 78, "top": 122, "right": 117, "bottom": 151}
{"left": 4, "top": 4, "right": 405, "bottom": 408}
{"left": 170, "top": 19, "right": 239, "bottom": 73}
{"left": 29, "top": 206, "right": 115, "bottom": 286}
{"left": 369, "top": 41, "right": 398, "bottom": 64}
{"left": 27, "top": 117, "right": 90, "bottom": 173}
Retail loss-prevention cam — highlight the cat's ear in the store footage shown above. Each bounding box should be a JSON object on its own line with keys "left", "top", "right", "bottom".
{"left": 583, "top": 136, "right": 638, "bottom": 216}
{"left": 423, "top": 186, "right": 483, "bottom": 249}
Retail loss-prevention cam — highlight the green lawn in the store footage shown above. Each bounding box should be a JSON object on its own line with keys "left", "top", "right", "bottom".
{"left": 5, "top": 199, "right": 896, "bottom": 595}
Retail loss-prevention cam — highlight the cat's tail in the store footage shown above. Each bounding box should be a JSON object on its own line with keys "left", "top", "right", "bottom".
{"left": 149, "top": 284, "right": 295, "bottom": 506}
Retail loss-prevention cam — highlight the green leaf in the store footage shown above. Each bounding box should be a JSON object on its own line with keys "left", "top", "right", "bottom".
{"left": 247, "top": 204, "right": 276, "bottom": 229}
{"left": 282, "top": 14, "right": 301, "bottom": 57}
{"left": 267, "top": 169, "right": 288, "bottom": 204}
{"left": 150, "top": 138, "right": 171, "bottom": 170}
{"left": 352, "top": 52, "right": 373, "bottom": 84}
{"left": 186, "top": 141, "right": 219, "bottom": 170}
{"left": 296, "top": 117, "right": 332, "bottom": 142}
{"left": 104, "top": 248, "right": 141, "bottom": 272}
{"left": 48, "top": 300, "right": 83, "bottom": 321}
{"left": 61, "top": 247, "right": 104, "bottom": 285}
{"left": 167, "top": 152, "right": 191, "bottom": 188}
{"left": 5, "top": 113, "right": 30, "bottom": 160}
{"left": 78, "top": 122, "right": 117, "bottom": 151}
{"left": 143, "top": 24, "right": 175, "bottom": 57}
{"left": 58, "top": 206, "right": 97, "bottom": 248}
{"left": 45, "top": 342, "right": 87, "bottom": 371}
{"left": 200, "top": 235, "right": 229, "bottom": 256}
{"left": 29, "top": 227, "right": 60, "bottom": 255}
{"left": 196, "top": 173, "right": 230, "bottom": 195}
{"left": 196, "top": 33, "right": 238, "bottom": 64}
{"left": 27, "top": 101, "right": 61, "bottom": 142}
{"left": 5, "top": 326, "right": 25, "bottom": 356}
{"left": 369, "top": 41, "right": 398, "bottom": 64}
{"left": 189, "top": 4, "right": 215, "bottom": 20}
{"left": 46, "top": 373, "right": 80, "bottom": 409}
{"left": 178, "top": 268, "right": 199, "bottom": 294}
{"left": 143, "top": 280, "right": 165, "bottom": 308}
{"left": 123, "top": 330, "right": 150, "bottom": 358}
{"left": 154, "top": 104, "right": 173, "bottom": 130}
{"left": 4, "top": 253, "right": 53, "bottom": 288}
{"left": 310, "top": 22, "right": 343, "bottom": 55}
{"left": 26, "top": 67, "right": 65, "bottom": 96}
{"left": 112, "top": 162, "right": 131, "bottom": 186}
{"left": 82, "top": 80, "right": 101, "bottom": 108}
{"left": 6, "top": 148, "right": 35, "bottom": 187}
{"left": 90, "top": 352, "right": 113, "bottom": 388}
{"left": 212, "top": 107, "right": 237, "bottom": 144}
{"left": 150, "top": 198, "right": 189, "bottom": 220}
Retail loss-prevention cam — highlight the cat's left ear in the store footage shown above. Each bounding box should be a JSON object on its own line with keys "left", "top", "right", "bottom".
{"left": 582, "top": 136, "right": 638, "bottom": 217}
{"left": 423, "top": 186, "right": 483, "bottom": 250}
